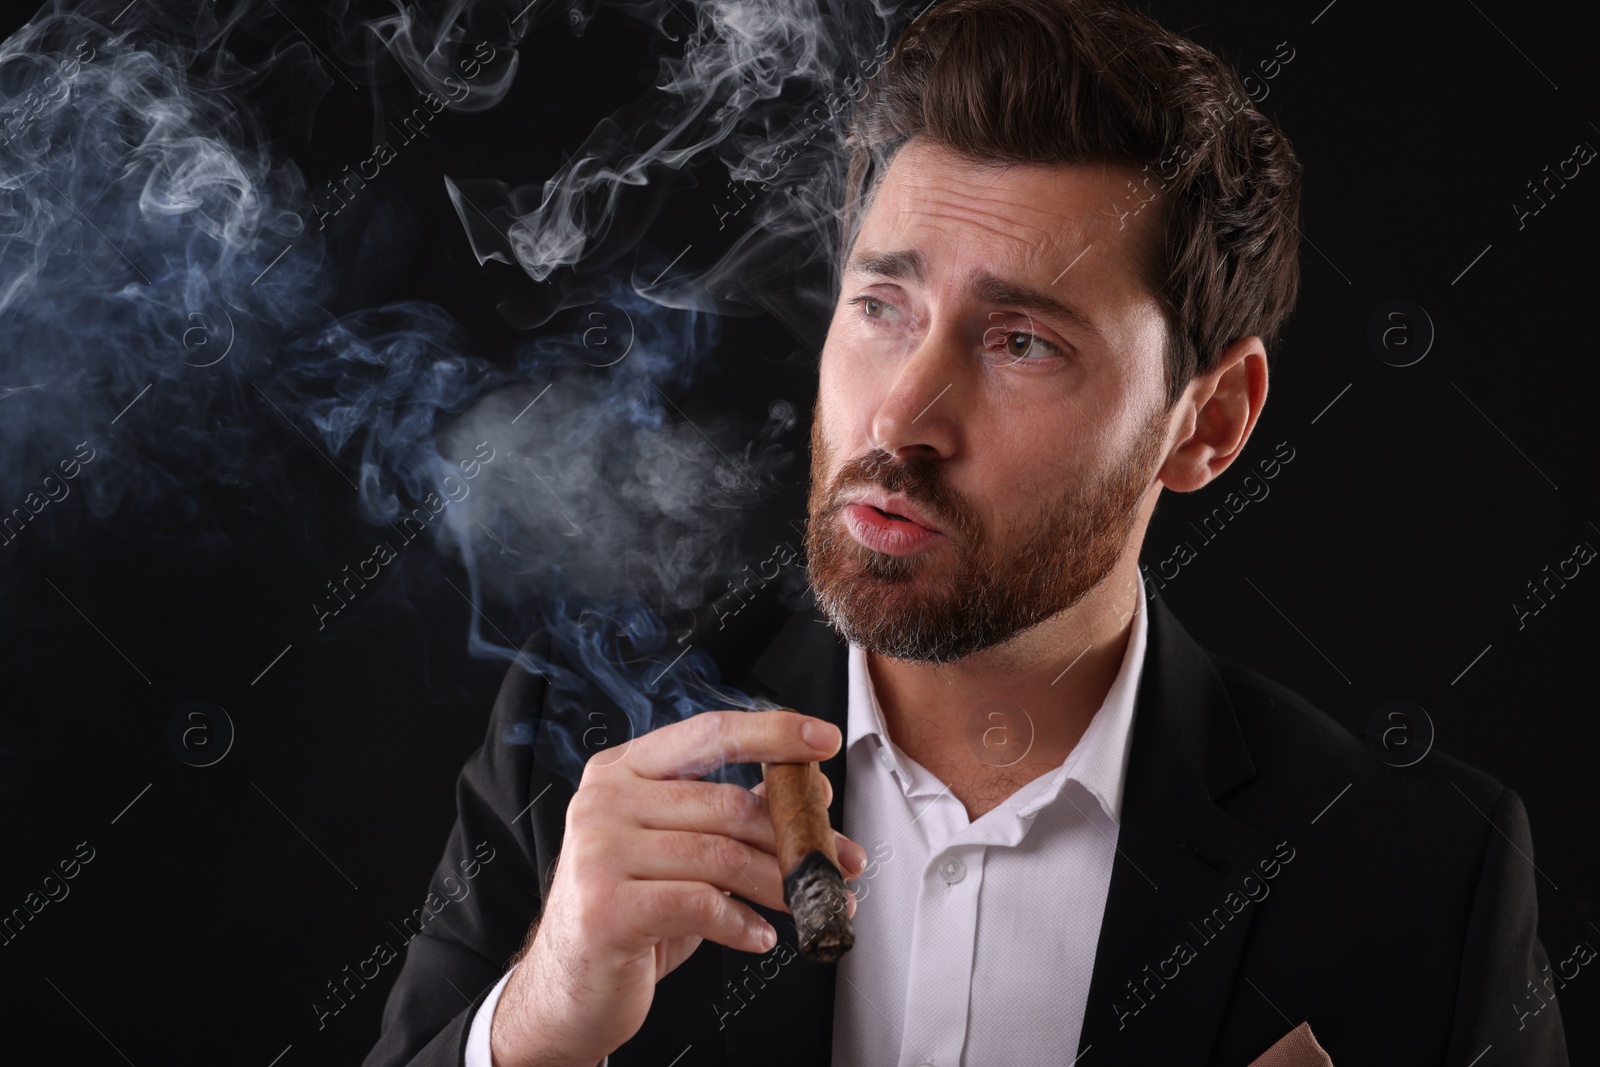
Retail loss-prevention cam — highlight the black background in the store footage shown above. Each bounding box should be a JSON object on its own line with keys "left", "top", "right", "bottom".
{"left": 1, "top": 0, "right": 1595, "bottom": 1063}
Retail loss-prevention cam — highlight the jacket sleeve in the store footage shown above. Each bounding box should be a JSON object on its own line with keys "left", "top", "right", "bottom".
{"left": 362, "top": 628, "right": 573, "bottom": 1067}
{"left": 1445, "top": 785, "right": 1569, "bottom": 1066}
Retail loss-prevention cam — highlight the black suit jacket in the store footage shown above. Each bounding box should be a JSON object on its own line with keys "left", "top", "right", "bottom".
{"left": 362, "top": 592, "right": 1569, "bottom": 1066}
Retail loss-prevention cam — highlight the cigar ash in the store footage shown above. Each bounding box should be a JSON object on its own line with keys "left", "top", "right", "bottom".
{"left": 785, "top": 849, "right": 855, "bottom": 963}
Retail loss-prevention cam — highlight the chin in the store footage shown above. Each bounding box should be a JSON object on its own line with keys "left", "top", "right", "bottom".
{"left": 848, "top": 546, "right": 955, "bottom": 590}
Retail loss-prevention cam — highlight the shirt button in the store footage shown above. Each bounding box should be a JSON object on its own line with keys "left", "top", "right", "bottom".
{"left": 938, "top": 855, "right": 965, "bottom": 884}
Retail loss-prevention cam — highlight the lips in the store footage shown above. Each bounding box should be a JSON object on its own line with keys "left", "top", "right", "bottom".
{"left": 838, "top": 489, "right": 948, "bottom": 557}
{"left": 841, "top": 491, "right": 944, "bottom": 535}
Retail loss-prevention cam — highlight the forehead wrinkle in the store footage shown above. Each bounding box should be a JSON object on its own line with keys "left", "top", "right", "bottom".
{"left": 867, "top": 183, "right": 1127, "bottom": 314}
{"left": 853, "top": 144, "right": 1160, "bottom": 337}
{"left": 890, "top": 181, "right": 1061, "bottom": 258}
{"left": 885, "top": 164, "right": 1136, "bottom": 279}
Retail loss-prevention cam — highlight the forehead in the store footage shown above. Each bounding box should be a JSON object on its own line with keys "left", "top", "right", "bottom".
{"left": 854, "top": 137, "right": 1159, "bottom": 289}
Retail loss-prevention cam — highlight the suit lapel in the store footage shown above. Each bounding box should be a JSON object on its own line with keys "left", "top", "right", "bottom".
{"left": 1073, "top": 594, "right": 1273, "bottom": 1064}
{"left": 717, "top": 605, "right": 850, "bottom": 1067}
{"left": 690, "top": 592, "right": 1270, "bottom": 1066}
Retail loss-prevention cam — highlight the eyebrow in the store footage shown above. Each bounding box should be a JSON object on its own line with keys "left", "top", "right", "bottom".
{"left": 849, "top": 248, "right": 927, "bottom": 284}
{"left": 846, "top": 247, "right": 1108, "bottom": 348}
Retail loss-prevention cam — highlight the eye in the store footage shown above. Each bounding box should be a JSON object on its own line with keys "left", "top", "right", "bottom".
{"left": 1004, "top": 331, "right": 1051, "bottom": 359}
{"left": 984, "top": 318, "right": 1064, "bottom": 363}
{"left": 852, "top": 295, "right": 890, "bottom": 319}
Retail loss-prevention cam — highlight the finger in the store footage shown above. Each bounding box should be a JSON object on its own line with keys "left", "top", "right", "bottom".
{"left": 835, "top": 833, "right": 867, "bottom": 876}
{"left": 634, "top": 780, "right": 864, "bottom": 878}
{"left": 752, "top": 770, "right": 836, "bottom": 807}
{"left": 639, "top": 780, "right": 779, "bottom": 854}
{"left": 618, "top": 709, "right": 841, "bottom": 781}
{"left": 617, "top": 880, "right": 778, "bottom": 955}
{"left": 618, "top": 829, "right": 787, "bottom": 912}
{"left": 748, "top": 775, "right": 862, "bottom": 874}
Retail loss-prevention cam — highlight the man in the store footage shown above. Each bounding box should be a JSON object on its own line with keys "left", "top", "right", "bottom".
{"left": 364, "top": 0, "right": 1569, "bottom": 1064}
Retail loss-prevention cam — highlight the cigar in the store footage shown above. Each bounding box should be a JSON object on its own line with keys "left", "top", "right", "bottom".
{"left": 761, "top": 760, "right": 855, "bottom": 963}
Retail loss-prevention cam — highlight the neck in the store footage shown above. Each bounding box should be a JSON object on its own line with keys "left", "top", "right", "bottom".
{"left": 865, "top": 563, "right": 1143, "bottom": 819}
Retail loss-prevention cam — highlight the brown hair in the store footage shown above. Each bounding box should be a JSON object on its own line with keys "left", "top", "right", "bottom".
{"left": 841, "top": 0, "right": 1303, "bottom": 408}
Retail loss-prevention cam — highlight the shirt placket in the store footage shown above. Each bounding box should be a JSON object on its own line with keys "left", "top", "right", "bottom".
{"left": 895, "top": 775, "right": 986, "bottom": 1067}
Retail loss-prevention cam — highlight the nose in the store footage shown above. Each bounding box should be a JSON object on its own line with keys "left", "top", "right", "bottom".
{"left": 867, "top": 327, "right": 963, "bottom": 462}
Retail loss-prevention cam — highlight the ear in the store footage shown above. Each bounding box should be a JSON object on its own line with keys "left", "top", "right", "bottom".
{"left": 1158, "top": 336, "right": 1269, "bottom": 493}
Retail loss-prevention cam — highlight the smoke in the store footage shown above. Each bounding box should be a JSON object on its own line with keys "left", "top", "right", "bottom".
{"left": 0, "top": 0, "right": 911, "bottom": 786}
{"left": 443, "top": 0, "right": 902, "bottom": 334}
{"left": 0, "top": 4, "right": 325, "bottom": 549}
{"left": 354, "top": 0, "right": 522, "bottom": 114}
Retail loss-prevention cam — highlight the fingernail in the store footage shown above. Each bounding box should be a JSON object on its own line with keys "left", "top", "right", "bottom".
{"left": 803, "top": 719, "right": 841, "bottom": 751}
{"left": 757, "top": 921, "right": 777, "bottom": 950}
{"left": 846, "top": 890, "right": 857, "bottom": 919}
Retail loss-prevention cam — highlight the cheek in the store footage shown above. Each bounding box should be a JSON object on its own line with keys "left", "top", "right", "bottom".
{"left": 816, "top": 341, "right": 871, "bottom": 438}
{"left": 810, "top": 358, "right": 843, "bottom": 471}
{"left": 976, "top": 407, "right": 1099, "bottom": 517}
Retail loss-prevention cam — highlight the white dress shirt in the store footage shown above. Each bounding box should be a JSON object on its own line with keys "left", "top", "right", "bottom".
{"left": 466, "top": 580, "right": 1148, "bottom": 1067}
{"left": 466, "top": 968, "right": 512, "bottom": 1066}
{"left": 832, "top": 578, "right": 1148, "bottom": 1067}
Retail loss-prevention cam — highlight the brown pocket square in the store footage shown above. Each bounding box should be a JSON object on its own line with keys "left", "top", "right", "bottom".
{"left": 1245, "top": 1021, "right": 1334, "bottom": 1067}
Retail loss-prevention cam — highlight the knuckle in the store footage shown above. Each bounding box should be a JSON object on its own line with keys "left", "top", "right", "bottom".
{"left": 683, "top": 884, "right": 727, "bottom": 927}
{"left": 566, "top": 783, "right": 604, "bottom": 827}
{"left": 579, "top": 749, "right": 611, "bottom": 785}
{"left": 690, "top": 710, "right": 726, "bottom": 748}
{"left": 720, "top": 783, "right": 757, "bottom": 825}
{"left": 710, "top": 835, "right": 754, "bottom": 873}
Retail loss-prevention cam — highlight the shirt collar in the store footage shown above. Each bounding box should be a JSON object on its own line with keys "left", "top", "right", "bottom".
{"left": 845, "top": 576, "right": 1149, "bottom": 826}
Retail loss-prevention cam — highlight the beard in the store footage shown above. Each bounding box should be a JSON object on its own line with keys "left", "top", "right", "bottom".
{"left": 803, "top": 403, "right": 1168, "bottom": 664}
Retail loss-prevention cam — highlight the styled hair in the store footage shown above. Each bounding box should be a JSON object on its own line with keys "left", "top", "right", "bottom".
{"left": 841, "top": 0, "right": 1303, "bottom": 408}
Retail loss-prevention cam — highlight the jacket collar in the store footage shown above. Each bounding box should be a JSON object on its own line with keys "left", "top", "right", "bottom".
{"left": 1074, "top": 593, "right": 1272, "bottom": 1063}
{"left": 720, "top": 591, "right": 1268, "bottom": 1066}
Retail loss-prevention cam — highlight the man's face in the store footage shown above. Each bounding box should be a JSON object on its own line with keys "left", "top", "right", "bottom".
{"left": 805, "top": 137, "right": 1175, "bottom": 663}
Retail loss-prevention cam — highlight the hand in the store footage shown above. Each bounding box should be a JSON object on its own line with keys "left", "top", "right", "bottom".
{"left": 489, "top": 710, "right": 867, "bottom": 1067}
